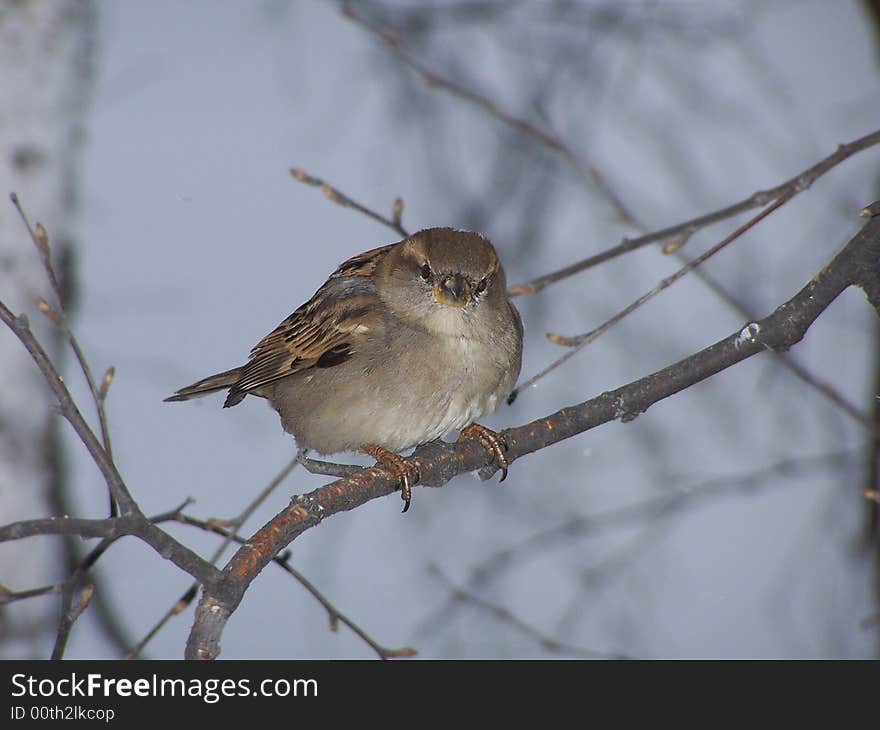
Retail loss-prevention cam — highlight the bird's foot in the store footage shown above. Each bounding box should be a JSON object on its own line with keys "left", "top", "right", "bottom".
{"left": 361, "top": 444, "right": 420, "bottom": 513}
{"left": 459, "top": 423, "right": 509, "bottom": 481}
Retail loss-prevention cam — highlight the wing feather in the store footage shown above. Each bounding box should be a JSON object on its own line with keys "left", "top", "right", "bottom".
{"left": 223, "top": 245, "right": 395, "bottom": 402}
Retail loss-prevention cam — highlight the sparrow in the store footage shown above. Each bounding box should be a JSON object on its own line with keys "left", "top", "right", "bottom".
{"left": 165, "top": 227, "right": 523, "bottom": 512}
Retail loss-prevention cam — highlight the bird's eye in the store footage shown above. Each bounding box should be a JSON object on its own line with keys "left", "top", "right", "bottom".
{"left": 420, "top": 262, "right": 432, "bottom": 281}
{"left": 475, "top": 277, "right": 488, "bottom": 294}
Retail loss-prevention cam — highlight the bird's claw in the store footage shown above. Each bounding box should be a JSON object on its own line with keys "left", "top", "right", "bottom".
{"left": 361, "top": 444, "right": 421, "bottom": 513}
{"left": 459, "top": 423, "right": 509, "bottom": 481}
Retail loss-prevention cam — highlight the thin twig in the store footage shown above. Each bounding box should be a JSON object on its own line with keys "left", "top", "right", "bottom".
{"left": 0, "top": 505, "right": 193, "bottom": 613}
{"left": 271, "top": 559, "right": 416, "bottom": 658}
{"left": 509, "top": 192, "right": 794, "bottom": 401}
{"left": 0, "top": 499, "right": 193, "bottom": 566}
{"left": 0, "top": 583, "right": 60, "bottom": 605}
{"left": 51, "top": 583, "right": 94, "bottom": 660}
{"left": 417, "top": 450, "right": 856, "bottom": 639}
{"left": 14, "top": 193, "right": 133, "bottom": 647}
{"left": 508, "top": 129, "right": 880, "bottom": 296}
{"left": 11, "top": 194, "right": 117, "bottom": 515}
{"left": 620, "top": 156, "right": 874, "bottom": 436}
{"left": 0, "top": 298, "right": 220, "bottom": 583}
{"left": 176, "top": 513, "right": 415, "bottom": 659}
{"left": 125, "top": 457, "right": 300, "bottom": 659}
{"left": 0, "top": 499, "right": 191, "bottom": 659}
{"left": 482, "top": 450, "right": 856, "bottom": 585}
{"left": 124, "top": 584, "right": 198, "bottom": 660}
{"left": 340, "top": 2, "right": 636, "bottom": 226}
{"left": 1, "top": 205, "right": 220, "bottom": 657}
{"left": 427, "top": 564, "right": 627, "bottom": 659}
{"left": 0, "top": 293, "right": 132, "bottom": 512}
{"left": 290, "top": 168, "right": 409, "bottom": 238}
{"left": 12, "top": 192, "right": 128, "bottom": 649}
{"left": 681, "top": 265, "right": 876, "bottom": 435}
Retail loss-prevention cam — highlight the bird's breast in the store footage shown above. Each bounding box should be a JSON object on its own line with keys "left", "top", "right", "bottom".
{"left": 412, "top": 333, "right": 506, "bottom": 439}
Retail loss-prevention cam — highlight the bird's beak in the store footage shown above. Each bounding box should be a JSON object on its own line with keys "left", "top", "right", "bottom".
{"left": 435, "top": 273, "right": 471, "bottom": 308}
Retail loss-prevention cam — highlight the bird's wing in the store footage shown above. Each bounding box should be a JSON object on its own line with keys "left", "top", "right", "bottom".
{"left": 223, "top": 244, "right": 395, "bottom": 406}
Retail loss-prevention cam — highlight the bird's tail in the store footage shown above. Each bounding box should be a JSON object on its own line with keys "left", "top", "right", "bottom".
{"left": 164, "top": 367, "right": 243, "bottom": 403}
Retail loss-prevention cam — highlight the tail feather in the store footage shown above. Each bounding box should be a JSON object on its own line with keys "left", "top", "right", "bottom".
{"left": 164, "top": 367, "right": 243, "bottom": 403}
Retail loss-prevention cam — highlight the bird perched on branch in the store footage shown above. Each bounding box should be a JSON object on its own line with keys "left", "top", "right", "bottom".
{"left": 166, "top": 227, "right": 523, "bottom": 512}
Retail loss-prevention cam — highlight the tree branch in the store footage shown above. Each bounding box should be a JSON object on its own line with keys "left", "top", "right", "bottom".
{"left": 340, "top": 1, "right": 636, "bottom": 226}
{"left": 426, "top": 563, "right": 627, "bottom": 659}
{"left": 0, "top": 515, "right": 120, "bottom": 541}
{"left": 185, "top": 203, "right": 880, "bottom": 659}
{"left": 289, "top": 168, "right": 409, "bottom": 238}
{"left": 339, "top": 6, "right": 880, "bottom": 300}
{"left": 125, "top": 458, "right": 299, "bottom": 659}
{"left": 509, "top": 190, "right": 793, "bottom": 401}
{"left": 51, "top": 583, "right": 94, "bottom": 660}
{"left": 175, "top": 513, "right": 415, "bottom": 659}
{"left": 508, "top": 129, "right": 880, "bottom": 296}
{"left": 10, "top": 193, "right": 118, "bottom": 513}
{"left": 0, "top": 299, "right": 222, "bottom": 586}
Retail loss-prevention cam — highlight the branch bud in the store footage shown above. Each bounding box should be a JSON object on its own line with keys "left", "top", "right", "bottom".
{"left": 99, "top": 366, "right": 116, "bottom": 399}
{"left": 35, "top": 296, "right": 59, "bottom": 323}
{"left": 34, "top": 222, "right": 50, "bottom": 255}
{"left": 546, "top": 332, "right": 579, "bottom": 347}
